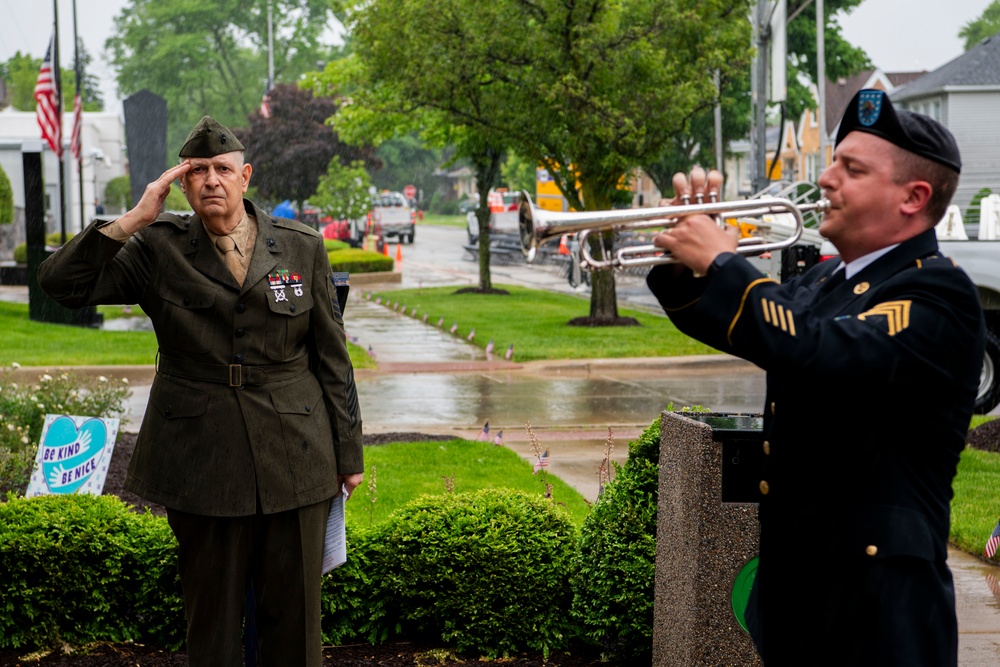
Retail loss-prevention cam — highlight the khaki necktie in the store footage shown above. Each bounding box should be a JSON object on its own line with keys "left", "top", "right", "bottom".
{"left": 216, "top": 235, "right": 245, "bottom": 285}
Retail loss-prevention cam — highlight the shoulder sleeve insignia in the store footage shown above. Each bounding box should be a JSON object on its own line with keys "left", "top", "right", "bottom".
{"left": 857, "top": 300, "right": 911, "bottom": 336}
{"left": 759, "top": 297, "right": 796, "bottom": 337}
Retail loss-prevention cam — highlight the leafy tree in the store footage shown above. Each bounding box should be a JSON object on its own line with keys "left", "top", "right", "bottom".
{"left": 370, "top": 133, "right": 448, "bottom": 203}
{"left": 104, "top": 175, "right": 132, "bottom": 214}
{"left": 0, "top": 46, "right": 102, "bottom": 112}
{"left": 502, "top": 153, "right": 538, "bottom": 198}
{"left": 960, "top": 1, "right": 1000, "bottom": 50}
{"left": 784, "top": 0, "right": 872, "bottom": 119}
{"left": 106, "top": 0, "right": 342, "bottom": 152}
{"left": 0, "top": 164, "right": 13, "bottom": 224}
{"left": 306, "top": 41, "right": 511, "bottom": 292}
{"left": 311, "top": 159, "right": 373, "bottom": 222}
{"left": 164, "top": 185, "right": 191, "bottom": 212}
{"left": 327, "top": 0, "right": 752, "bottom": 320}
{"left": 643, "top": 70, "right": 752, "bottom": 196}
{"left": 232, "top": 83, "right": 378, "bottom": 211}
{"left": 642, "top": 0, "right": 871, "bottom": 196}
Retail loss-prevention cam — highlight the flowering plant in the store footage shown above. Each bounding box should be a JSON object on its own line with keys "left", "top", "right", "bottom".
{"left": 0, "top": 363, "right": 131, "bottom": 495}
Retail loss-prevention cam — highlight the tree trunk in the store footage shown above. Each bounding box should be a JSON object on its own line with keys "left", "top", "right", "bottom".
{"left": 473, "top": 146, "right": 504, "bottom": 291}
{"left": 580, "top": 183, "right": 620, "bottom": 323}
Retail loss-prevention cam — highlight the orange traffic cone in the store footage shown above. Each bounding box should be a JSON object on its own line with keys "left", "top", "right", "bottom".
{"left": 558, "top": 234, "right": 570, "bottom": 255}
{"left": 383, "top": 241, "right": 390, "bottom": 257}
{"left": 395, "top": 244, "right": 403, "bottom": 263}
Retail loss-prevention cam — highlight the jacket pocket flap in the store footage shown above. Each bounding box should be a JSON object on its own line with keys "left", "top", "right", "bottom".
{"left": 158, "top": 278, "right": 216, "bottom": 309}
{"left": 150, "top": 383, "right": 209, "bottom": 419}
{"left": 270, "top": 383, "right": 323, "bottom": 415}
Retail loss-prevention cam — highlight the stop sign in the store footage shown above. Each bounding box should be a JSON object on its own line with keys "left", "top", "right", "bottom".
{"left": 403, "top": 184, "right": 417, "bottom": 199}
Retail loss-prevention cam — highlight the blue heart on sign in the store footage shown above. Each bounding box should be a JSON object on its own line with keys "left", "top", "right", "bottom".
{"left": 40, "top": 416, "right": 108, "bottom": 494}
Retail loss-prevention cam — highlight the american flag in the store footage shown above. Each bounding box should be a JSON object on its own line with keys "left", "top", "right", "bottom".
{"left": 476, "top": 421, "right": 490, "bottom": 441}
{"left": 986, "top": 518, "right": 1000, "bottom": 559}
{"left": 986, "top": 574, "right": 1000, "bottom": 600}
{"left": 260, "top": 82, "right": 272, "bottom": 119}
{"left": 493, "top": 430, "right": 503, "bottom": 446}
{"left": 34, "top": 32, "right": 62, "bottom": 158}
{"left": 70, "top": 92, "right": 82, "bottom": 160}
{"left": 533, "top": 449, "right": 549, "bottom": 474}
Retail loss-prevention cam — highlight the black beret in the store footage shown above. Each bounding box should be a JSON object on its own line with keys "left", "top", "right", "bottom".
{"left": 835, "top": 89, "right": 961, "bottom": 173}
{"left": 178, "top": 116, "right": 245, "bottom": 158}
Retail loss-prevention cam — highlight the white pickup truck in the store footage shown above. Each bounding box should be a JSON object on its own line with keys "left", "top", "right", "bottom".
{"left": 466, "top": 190, "right": 521, "bottom": 244}
{"left": 934, "top": 239, "right": 1000, "bottom": 414}
{"left": 371, "top": 191, "right": 416, "bottom": 244}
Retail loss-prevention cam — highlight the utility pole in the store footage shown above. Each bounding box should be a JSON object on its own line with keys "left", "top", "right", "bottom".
{"left": 750, "top": 0, "right": 771, "bottom": 196}
{"left": 817, "top": 0, "right": 827, "bottom": 175}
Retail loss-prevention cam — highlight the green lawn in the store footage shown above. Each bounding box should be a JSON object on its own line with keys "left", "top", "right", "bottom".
{"left": 345, "top": 439, "right": 590, "bottom": 530}
{"left": 951, "top": 445, "right": 1000, "bottom": 557}
{"left": 419, "top": 213, "right": 466, "bottom": 228}
{"left": 366, "top": 284, "right": 714, "bottom": 361}
{"left": 0, "top": 301, "right": 374, "bottom": 369}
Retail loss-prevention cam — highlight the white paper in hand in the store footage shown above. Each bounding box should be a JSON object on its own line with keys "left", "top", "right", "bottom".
{"left": 322, "top": 485, "right": 348, "bottom": 574}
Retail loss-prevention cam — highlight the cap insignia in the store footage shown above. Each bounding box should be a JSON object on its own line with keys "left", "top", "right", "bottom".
{"left": 857, "top": 91, "right": 882, "bottom": 127}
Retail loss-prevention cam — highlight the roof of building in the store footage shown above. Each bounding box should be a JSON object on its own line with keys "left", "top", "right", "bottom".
{"left": 824, "top": 69, "right": 926, "bottom": 136}
{"left": 892, "top": 32, "right": 1000, "bottom": 101}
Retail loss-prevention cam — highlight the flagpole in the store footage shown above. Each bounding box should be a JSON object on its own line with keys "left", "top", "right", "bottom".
{"left": 268, "top": 2, "right": 274, "bottom": 90}
{"left": 73, "top": 0, "right": 84, "bottom": 232}
{"left": 52, "top": 0, "right": 67, "bottom": 245}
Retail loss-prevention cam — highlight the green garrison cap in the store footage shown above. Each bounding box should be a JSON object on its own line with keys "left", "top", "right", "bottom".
{"left": 178, "top": 116, "right": 245, "bottom": 158}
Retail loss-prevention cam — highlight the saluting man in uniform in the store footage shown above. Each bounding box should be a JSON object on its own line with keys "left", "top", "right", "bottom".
{"left": 40, "top": 116, "right": 364, "bottom": 667}
{"left": 647, "top": 90, "right": 985, "bottom": 666}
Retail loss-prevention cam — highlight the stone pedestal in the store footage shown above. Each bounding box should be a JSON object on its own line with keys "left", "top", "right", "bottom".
{"left": 652, "top": 411, "right": 763, "bottom": 666}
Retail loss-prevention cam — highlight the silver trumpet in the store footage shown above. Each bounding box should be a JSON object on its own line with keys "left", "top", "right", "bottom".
{"left": 518, "top": 191, "right": 831, "bottom": 270}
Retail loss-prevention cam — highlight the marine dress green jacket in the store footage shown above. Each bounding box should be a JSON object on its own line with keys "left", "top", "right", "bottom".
{"left": 39, "top": 200, "right": 363, "bottom": 516}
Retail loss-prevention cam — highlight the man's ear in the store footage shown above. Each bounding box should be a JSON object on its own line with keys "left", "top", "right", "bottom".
{"left": 242, "top": 164, "right": 253, "bottom": 193}
{"left": 900, "top": 181, "right": 932, "bottom": 218}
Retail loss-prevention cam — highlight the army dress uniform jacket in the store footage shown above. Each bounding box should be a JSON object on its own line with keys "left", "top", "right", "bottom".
{"left": 647, "top": 229, "right": 985, "bottom": 666}
{"left": 39, "top": 200, "right": 363, "bottom": 517}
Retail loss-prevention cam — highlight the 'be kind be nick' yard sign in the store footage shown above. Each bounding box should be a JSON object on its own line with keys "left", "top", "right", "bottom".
{"left": 26, "top": 415, "right": 120, "bottom": 497}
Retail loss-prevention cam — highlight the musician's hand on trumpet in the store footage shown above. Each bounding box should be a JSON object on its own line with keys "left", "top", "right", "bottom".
{"left": 652, "top": 167, "right": 739, "bottom": 277}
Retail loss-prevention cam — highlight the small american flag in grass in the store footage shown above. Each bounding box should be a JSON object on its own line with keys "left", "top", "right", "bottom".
{"left": 986, "top": 518, "right": 1000, "bottom": 559}
{"left": 533, "top": 449, "right": 549, "bottom": 474}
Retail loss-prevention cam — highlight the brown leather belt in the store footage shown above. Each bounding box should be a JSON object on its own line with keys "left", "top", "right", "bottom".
{"left": 156, "top": 353, "right": 310, "bottom": 388}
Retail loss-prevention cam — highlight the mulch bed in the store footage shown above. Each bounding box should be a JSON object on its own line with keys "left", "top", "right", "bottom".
{"left": 0, "top": 640, "right": 602, "bottom": 666}
{"left": 967, "top": 418, "right": 1000, "bottom": 453}
{"left": 2, "top": 432, "right": 604, "bottom": 667}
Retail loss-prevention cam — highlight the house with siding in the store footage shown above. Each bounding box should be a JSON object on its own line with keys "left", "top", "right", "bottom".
{"left": 890, "top": 32, "right": 1000, "bottom": 211}
{"left": 796, "top": 69, "right": 925, "bottom": 187}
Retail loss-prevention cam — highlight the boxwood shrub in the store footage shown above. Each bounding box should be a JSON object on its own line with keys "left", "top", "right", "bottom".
{"left": 3, "top": 488, "right": 584, "bottom": 658}
{"left": 328, "top": 247, "right": 393, "bottom": 274}
{"left": 12, "top": 233, "right": 78, "bottom": 264}
{"left": 0, "top": 494, "right": 184, "bottom": 650}
{"left": 571, "top": 417, "right": 660, "bottom": 662}
{"left": 324, "top": 239, "right": 351, "bottom": 252}
{"left": 329, "top": 488, "right": 580, "bottom": 657}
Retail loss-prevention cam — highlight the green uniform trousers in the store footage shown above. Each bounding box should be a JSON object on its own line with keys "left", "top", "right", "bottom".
{"left": 167, "top": 499, "right": 329, "bottom": 667}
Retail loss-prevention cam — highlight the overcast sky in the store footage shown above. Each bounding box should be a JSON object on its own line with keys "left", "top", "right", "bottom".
{"left": 0, "top": 0, "right": 996, "bottom": 112}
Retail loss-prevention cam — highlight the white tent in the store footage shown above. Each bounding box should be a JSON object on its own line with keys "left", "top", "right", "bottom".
{"left": 978, "top": 194, "right": 1000, "bottom": 240}
{"left": 935, "top": 205, "right": 968, "bottom": 241}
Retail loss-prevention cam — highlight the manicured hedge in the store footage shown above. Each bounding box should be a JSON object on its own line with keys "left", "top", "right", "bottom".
{"left": 572, "top": 417, "right": 660, "bottom": 662}
{"left": 328, "top": 247, "right": 393, "bottom": 273}
{"left": 2, "top": 488, "right": 582, "bottom": 659}
{"left": 0, "top": 494, "right": 184, "bottom": 650}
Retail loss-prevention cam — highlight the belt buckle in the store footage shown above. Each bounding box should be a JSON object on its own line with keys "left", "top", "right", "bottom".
{"left": 229, "top": 364, "right": 243, "bottom": 388}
